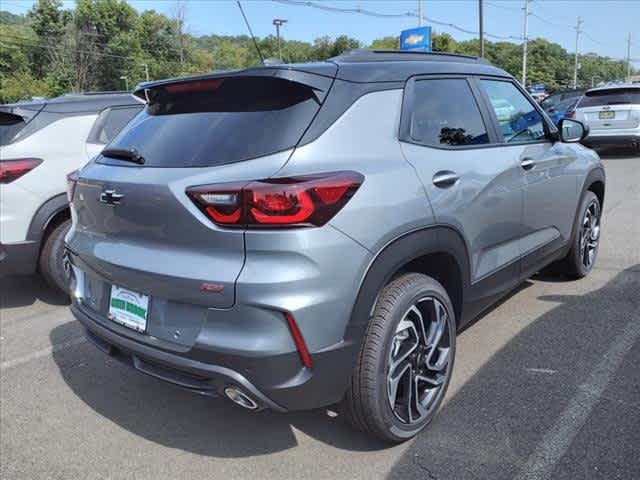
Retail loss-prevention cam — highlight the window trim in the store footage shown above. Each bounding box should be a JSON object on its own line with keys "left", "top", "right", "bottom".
{"left": 399, "top": 74, "right": 500, "bottom": 150}
{"left": 473, "top": 76, "right": 559, "bottom": 146}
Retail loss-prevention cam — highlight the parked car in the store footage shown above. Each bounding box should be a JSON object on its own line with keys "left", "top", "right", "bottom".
{"left": 65, "top": 50, "right": 605, "bottom": 442}
{"left": 540, "top": 88, "right": 586, "bottom": 112}
{"left": 0, "top": 92, "right": 143, "bottom": 291}
{"left": 545, "top": 96, "right": 581, "bottom": 125}
{"left": 574, "top": 84, "right": 640, "bottom": 150}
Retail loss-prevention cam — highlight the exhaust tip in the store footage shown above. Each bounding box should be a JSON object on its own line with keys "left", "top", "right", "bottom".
{"left": 224, "top": 387, "right": 259, "bottom": 410}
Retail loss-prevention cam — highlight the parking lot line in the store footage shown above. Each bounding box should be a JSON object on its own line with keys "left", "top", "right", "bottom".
{"left": 0, "top": 337, "right": 86, "bottom": 371}
{"left": 514, "top": 313, "right": 640, "bottom": 480}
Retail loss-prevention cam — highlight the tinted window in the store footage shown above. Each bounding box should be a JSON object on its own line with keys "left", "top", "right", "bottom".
{"left": 578, "top": 89, "right": 640, "bottom": 107}
{"left": 100, "top": 77, "right": 321, "bottom": 167}
{"left": 481, "top": 80, "right": 547, "bottom": 143}
{"left": 88, "top": 106, "right": 142, "bottom": 144}
{"left": 409, "top": 79, "right": 489, "bottom": 147}
{"left": 0, "top": 115, "right": 26, "bottom": 146}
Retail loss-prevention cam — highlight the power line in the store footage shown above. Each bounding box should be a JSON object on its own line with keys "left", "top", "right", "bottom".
{"left": 272, "top": 0, "right": 521, "bottom": 41}
{"left": 0, "top": 36, "right": 149, "bottom": 62}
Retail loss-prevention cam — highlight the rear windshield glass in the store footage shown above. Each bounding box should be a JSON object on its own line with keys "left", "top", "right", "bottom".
{"left": 0, "top": 112, "right": 27, "bottom": 146}
{"left": 99, "top": 77, "right": 321, "bottom": 167}
{"left": 579, "top": 89, "right": 640, "bottom": 108}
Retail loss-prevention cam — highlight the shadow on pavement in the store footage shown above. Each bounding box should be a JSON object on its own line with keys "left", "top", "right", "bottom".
{"left": 49, "top": 320, "right": 388, "bottom": 458}
{"left": 0, "top": 274, "right": 70, "bottom": 309}
{"left": 387, "top": 265, "right": 639, "bottom": 480}
{"left": 49, "top": 266, "right": 638, "bottom": 467}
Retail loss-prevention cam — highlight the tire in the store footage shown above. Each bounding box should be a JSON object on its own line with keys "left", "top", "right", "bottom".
{"left": 39, "top": 219, "right": 71, "bottom": 294}
{"left": 563, "top": 191, "right": 601, "bottom": 279}
{"left": 342, "top": 273, "right": 456, "bottom": 443}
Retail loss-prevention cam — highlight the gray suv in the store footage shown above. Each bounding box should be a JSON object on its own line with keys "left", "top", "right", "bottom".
{"left": 65, "top": 50, "right": 605, "bottom": 442}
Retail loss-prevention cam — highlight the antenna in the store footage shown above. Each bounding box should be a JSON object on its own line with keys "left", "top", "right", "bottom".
{"left": 236, "top": 1, "right": 264, "bottom": 64}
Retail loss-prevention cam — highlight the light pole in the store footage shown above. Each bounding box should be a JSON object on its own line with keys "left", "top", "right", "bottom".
{"left": 479, "top": 0, "right": 484, "bottom": 58}
{"left": 272, "top": 18, "right": 288, "bottom": 60}
{"left": 120, "top": 76, "right": 129, "bottom": 91}
{"left": 140, "top": 64, "right": 150, "bottom": 82}
{"left": 521, "top": 0, "right": 530, "bottom": 87}
{"left": 573, "top": 16, "right": 583, "bottom": 89}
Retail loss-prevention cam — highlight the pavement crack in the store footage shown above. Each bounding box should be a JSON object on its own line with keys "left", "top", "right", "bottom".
{"left": 414, "top": 455, "right": 439, "bottom": 479}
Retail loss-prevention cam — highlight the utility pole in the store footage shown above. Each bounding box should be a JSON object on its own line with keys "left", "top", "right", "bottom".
{"left": 573, "top": 16, "right": 583, "bottom": 89}
{"left": 272, "top": 18, "right": 287, "bottom": 60}
{"left": 479, "top": 0, "right": 484, "bottom": 58}
{"left": 521, "top": 0, "right": 529, "bottom": 87}
{"left": 627, "top": 33, "right": 632, "bottom": 83}
{"left": 418, "top": 0, "right": 423, "bottom": 27}
{"left": 141, "top": 63, "right": 150, "bottom": 82}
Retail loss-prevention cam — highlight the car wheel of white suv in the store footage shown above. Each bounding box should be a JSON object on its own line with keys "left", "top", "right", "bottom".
{"left": 39, "top": 219, "right": 71, "bottom": 293}
{"left": 342, "top": 273, "right": 456, "bottom": 443}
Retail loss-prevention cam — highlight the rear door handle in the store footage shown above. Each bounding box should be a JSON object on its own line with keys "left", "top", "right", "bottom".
{"left": 521, "top": 158, "right": 536, "bottom": 170}
{"left": 433, "top": 171, "right": 460, "bottom": 188}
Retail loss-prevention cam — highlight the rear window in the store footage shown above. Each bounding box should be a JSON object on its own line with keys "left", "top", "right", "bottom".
{"left": 99, "top": 76, "right": 322, "bottom": 168}
{"left": 579, "top": 89, "right": 640, "bottom": 108}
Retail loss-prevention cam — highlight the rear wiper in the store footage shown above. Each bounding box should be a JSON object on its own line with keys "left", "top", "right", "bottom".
{"left": 101, "top": 147, "right": 145, "bottom": 165}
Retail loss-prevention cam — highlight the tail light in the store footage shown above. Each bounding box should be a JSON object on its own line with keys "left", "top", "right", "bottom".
{"left": 67, "top": 169, "right": 79, "bottom": 202}
{"left": 187, "top": 171, "right": 363, "bottom": 228}
{"left": 0, "top": 158, "right": 42, "bottom": 184}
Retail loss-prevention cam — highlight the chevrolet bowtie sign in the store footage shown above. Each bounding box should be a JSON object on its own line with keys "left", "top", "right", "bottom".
{"left": 400, "top": 26, "right": 432, "bottom": 52}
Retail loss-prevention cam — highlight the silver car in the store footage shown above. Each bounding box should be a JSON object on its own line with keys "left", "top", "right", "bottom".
{"left": 575, "top": 84, "right": 640, "bottom": 151}
{"left": 65, "top": 50, "right": 605, "bottom": 442}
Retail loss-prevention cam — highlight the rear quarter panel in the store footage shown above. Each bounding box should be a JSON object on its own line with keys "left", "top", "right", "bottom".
{"left": 0, "top": 114, "right": 97, "bottom": 242}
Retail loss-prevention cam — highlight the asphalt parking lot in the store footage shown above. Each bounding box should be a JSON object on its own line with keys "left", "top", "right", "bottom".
{"left": 1, "top": 152, "right": 639, "bottom": 480}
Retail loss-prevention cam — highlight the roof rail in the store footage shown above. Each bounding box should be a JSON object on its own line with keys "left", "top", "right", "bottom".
{"left": 60, "top": 90, "right": 132, "bottom": 97}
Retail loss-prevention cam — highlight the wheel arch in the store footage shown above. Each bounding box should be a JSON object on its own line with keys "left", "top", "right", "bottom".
{"left": 346, "top": 225, "right": 471, "bottom": 348}
{"left": 26, "top": 193, "right": 70, "bottom": 247}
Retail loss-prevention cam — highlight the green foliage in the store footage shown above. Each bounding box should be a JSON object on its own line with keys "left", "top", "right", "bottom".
{"left": 0, "top": 4, "right": 637, "bottom": 103}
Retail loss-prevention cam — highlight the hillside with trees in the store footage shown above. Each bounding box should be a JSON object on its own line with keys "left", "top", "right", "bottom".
{"left": 1, "top": 0, "right": 635, "bottom": 103}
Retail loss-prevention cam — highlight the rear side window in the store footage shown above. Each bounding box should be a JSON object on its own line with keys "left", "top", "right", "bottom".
{"left": 0, "top": 113, "right": 26, "bottom": 146}
{"left": 578, "top": 89, "right": 640, "bottom": 108}
{"left": 100, "top": 76, "right": 322, "bottom": 167}
{"left": 88, "top": 106, "right": 143, "bottom": 145}
{"left": 408, "top": 79, "right": 489, "bottom": 147}
{"left": 480, "top": 80, "right": 547, "bottom": 144}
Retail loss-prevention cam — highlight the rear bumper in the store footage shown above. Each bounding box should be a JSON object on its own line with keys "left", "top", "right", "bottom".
{"left": 71, "top": 299, "right": 359, "bottom": 412}
{"left": 0, "top": 241, "right": 38, "bottom": 276}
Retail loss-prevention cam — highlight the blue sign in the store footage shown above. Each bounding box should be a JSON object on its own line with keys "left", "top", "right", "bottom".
{"left": 400, "top": 26, "right": 432, "bottom": 52}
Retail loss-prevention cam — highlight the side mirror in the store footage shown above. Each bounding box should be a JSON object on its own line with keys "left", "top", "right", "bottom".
{"left": 558, "top": 118, "right": 589, "bottom": 143}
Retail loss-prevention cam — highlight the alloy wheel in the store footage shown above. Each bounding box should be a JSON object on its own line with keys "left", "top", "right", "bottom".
{"left": 580, "top": 200, "right": 600, "bottom": 270}
{"left": 386, "top": 297, "right": 452, "bottom": 425}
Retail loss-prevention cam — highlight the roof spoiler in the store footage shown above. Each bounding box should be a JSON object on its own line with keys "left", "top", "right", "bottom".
{"left": 133, "top": 66, "right": 337, "bottom": 104}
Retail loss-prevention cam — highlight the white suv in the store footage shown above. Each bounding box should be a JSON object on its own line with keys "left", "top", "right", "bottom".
{"left": 575, "top": 84, "right": 640, "bottom": 151}
{"left": 0, "top": 92, "right": 143, "bottom": 291}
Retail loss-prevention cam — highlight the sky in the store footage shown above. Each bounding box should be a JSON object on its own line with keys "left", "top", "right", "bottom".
{"left": 3, "top": 0, "right": 640, "bottom": 65}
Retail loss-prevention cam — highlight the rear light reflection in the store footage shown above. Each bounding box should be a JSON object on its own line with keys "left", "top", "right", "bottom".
{"left": 187, "top": 171, "right": 363, "bottom": 228}
{"left": 0, "top": 158, "right": 42, "bottom": 184}
{"left": 66, "top": 169, "right": 79, "bottom": 202}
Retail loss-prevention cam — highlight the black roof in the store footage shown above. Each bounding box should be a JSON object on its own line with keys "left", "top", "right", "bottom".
{"left": 1, "top": 91, "right": 142, "bottom": 113}
{"left": 329, "top": 49, "right": 509, "bottom": 83}
{"left": 134, "top": 49, "right": 511, "bottom": 94}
